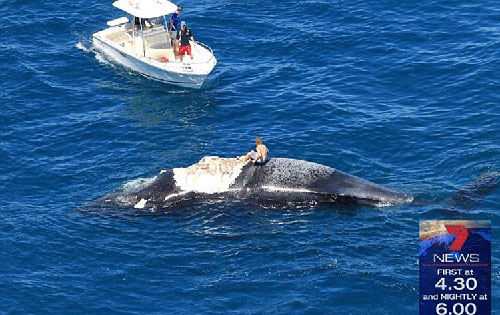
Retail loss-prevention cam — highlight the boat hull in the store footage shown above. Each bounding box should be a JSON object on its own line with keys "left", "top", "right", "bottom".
{"left": 93, "top": 36, "right": 210, "bottom": 89}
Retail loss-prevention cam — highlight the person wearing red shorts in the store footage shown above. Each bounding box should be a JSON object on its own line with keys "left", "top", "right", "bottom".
{"left": 176, "top": 22, "right": 194, "bottom": 62}
{"left": 179, "top": 44, "right": 191, "bottom": 57}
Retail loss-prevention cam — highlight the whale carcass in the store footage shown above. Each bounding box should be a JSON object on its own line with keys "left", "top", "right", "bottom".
{"left": 101, "top": 156, "right": 413, "bottom": 209}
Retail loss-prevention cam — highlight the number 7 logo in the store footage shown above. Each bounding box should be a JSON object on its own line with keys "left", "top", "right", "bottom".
{"left": 445, "top": 225, "right": 469, "bottom": 251}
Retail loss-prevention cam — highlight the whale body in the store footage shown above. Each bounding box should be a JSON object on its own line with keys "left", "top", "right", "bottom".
{"left": 100, "top": 156, "right": 413, "bottom": 210}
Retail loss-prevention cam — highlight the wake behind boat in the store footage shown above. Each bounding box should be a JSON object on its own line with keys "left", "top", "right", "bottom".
{"left": 92, "top": 0, "right": 217, "bottom": 88}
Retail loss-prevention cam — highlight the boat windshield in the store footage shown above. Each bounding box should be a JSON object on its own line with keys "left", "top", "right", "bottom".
{"left": 130, "top": 16, "right": 169, "bottom": 32}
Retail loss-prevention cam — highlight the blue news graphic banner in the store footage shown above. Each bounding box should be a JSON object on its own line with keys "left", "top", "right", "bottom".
{"left": 419, "top": 221, "right": 491, "bottom": 315}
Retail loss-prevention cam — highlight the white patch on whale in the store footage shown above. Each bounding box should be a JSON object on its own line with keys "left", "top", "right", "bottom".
{"left": 366, "top": 195, "right": 414, "bottom": 208}
{"left": 134, "top": 198, "right": 148, "bottom": 209}
{"left": 173, "top": 156, "right": 246, "bottom": 194}
{"left": 261, "top": 186, "right": 316, "bottom": 194}
{"left": 164, "top": 191, "right": 190, "bottom": 201}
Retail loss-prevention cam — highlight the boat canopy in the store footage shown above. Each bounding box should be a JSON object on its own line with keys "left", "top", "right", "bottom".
{"left": 112, "top": 0, "right": 178, "bottom": 18}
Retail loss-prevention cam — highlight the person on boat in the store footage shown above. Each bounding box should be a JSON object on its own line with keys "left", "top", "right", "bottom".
{"left": 169, "top": 7, "right": 182, "bottom": 46}
{"left": 134, "top": 17, "right": 152, "bottom": 30}
{"left": 240, "top": 137, "right": 270, "bottom": 165}
{"left": 134, "top": 17, "right": 142, "bottom": 30}
{"left": 176, "top": 22, "right": 195, "bottom": 62}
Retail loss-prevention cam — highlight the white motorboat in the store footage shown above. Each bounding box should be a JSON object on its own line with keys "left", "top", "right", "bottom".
{"left": 92, "top": 0, "right": 217, "bottom": 89}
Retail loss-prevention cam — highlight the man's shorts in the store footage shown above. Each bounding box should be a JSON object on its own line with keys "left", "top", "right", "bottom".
{"left": 254, "top": 159, "right": 266, "bottom": 165}
{"left": 179, "top": 45, "right": 191, "bottom": 56}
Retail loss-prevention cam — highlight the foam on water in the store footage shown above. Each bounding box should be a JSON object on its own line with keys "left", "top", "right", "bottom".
{"left": 94, "top": 52, "right": 109, "bottom": 64}
{"left": 75, "top": 41, "right": 90, "bottom": 53}
{"left": 122, "top": 176, "right": 157, "bottom": 193}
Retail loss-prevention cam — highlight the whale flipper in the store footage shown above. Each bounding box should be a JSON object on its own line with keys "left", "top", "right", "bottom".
{"left": 447, "top": 172, "right": 500, "bottom": 207}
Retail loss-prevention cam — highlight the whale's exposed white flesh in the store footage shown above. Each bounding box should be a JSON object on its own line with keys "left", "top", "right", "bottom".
{"left": 173, "top": 156, "right": 246, "bottom": 194}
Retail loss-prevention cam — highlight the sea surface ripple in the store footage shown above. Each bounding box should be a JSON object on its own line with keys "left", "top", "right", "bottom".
{"left": 1, "top": 0, "right": 499, "bottom": 313}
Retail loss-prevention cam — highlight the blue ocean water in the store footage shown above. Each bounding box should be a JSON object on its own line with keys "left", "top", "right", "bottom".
{"left": 1, "top": 0, "right": 499, "bottom": 313}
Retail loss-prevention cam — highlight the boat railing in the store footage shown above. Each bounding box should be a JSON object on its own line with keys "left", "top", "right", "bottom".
{"left": 187, "top": 41, "right": 215, "bottom": 65}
